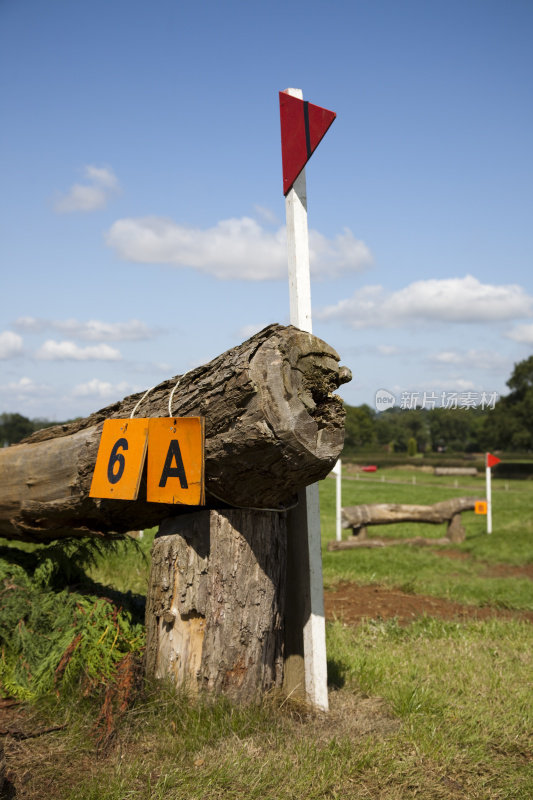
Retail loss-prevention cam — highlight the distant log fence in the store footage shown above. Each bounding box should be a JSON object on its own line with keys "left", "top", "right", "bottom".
{"left": 328, "top": 497, "right": 482, "bottom": 550}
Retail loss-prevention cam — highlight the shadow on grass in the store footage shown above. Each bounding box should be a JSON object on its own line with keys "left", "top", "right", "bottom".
{"left": 327, "top": 658, "right": 347, "bottom": 689}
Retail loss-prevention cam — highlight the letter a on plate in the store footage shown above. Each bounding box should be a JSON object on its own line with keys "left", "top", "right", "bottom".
{"left": 89, "top": 418, "right": 148, "bottom": 500}
{"left": 147, "top": 417, "right": 205, "bottom": 505}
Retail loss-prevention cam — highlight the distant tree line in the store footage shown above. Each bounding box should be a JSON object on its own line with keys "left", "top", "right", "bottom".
{"left": 344, "top": 354, "right": 533, "bottom": 456}
{"left": 2, "top": 356, "right": 532, "bottom": 454}
{"left": 0, "top": 413, "right": 59, "bottom": 446}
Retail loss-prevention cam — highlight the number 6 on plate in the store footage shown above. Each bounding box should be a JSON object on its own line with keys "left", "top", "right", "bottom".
{"left": 89, "top": 419, "right": 148, "bottom": 500}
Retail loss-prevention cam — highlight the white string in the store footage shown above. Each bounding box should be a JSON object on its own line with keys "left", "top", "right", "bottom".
{"left": 168, "top": 369, "right": 194, "bottom": 416}
{"left": 131, "top": 372, "right": 298, "bottom": 513}
{"left": 129, "top": 386, "right": 156, "bottom": 419}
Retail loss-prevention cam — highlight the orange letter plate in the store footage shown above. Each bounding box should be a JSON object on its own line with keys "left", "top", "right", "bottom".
{"left": 147, "top": 417, "right": 205, "bottom": 505}
{"left": 89, "top": 418, "right": 148, "bottom": 500}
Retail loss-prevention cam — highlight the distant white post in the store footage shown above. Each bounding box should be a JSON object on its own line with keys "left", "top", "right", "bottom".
{"left": 284, "top": 87, "right": 328, "bottom": 712}
{"left": 333, "top": 459, "right": 342, "bottom": 542}
{"left": 485, "top": 452, "right": 501, "bottom": 534}
{"left": 486, "top": 462, "right": 492, "bottom": 534}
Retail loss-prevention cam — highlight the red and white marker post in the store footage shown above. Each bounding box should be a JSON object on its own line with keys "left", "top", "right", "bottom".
{"left": 280, "top": 88, "right": 336, "bottom": 711}
{"left": 485, "top": 452, "right": 501, "bottom": 534}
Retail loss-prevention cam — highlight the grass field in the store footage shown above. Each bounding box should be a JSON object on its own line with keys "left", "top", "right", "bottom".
{"left": 1, "top": 466, "right": 532, "bottom": 799}
{"left": 321, "top": 470, "right": 533, "bottom": 609}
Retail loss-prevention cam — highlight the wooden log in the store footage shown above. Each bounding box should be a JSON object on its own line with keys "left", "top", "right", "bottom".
{"left": 0, "top": 324, "right": 350, "bottom": 542}
{"left": 341, "top": 497, "right": 481, "bottom": 531}
{"left": 332, "top": 497, "right": 483, "bottom": 550}
{"left": 144, "top": 509, "right": 286, "bottom": 702}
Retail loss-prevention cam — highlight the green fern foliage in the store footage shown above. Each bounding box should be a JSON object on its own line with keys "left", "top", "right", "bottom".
{"left": 0, "top": 538, "right": 145, "bottom": 701}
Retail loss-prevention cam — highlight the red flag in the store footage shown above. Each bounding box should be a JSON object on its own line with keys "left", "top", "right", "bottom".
{"left": 279, "top": 91, "right": 336, "bottom": 195}
{"left": 486, "top": 453, "right": 501, "bottom": 468}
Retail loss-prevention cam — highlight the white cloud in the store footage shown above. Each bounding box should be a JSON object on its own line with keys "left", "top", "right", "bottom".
{"left": 432, "top": 377, "right": 477, "bottom": 391}
{"left": 0, "top": 331, "right": 23, "bottom": 359}
{"left": 106, "top": 216, "right": 373, "bottom": 280}
{"left": 375, "top": 344, "right": 399, "bottom": 356}
{"left": 15, "top": 316, "right": 153, "bottom": 342}
{"left": 12, "top": 316, "right": 46, "bottom": 333}
{"left": 505, "top": 323, "right": 533, "bottom": 345}
{"left": 55, "top": 165, "right": 119, "bottom": 213}
{"left": 253, "top": 205, "right": 279, "bottom": 225}
{"left": 0, "top": 377, "right": 52, "bottom": 406}
{"left": 36, "top": 340, "right": 122, "bottom": 361}
{"left": 431, "top": 349, "right": 508, "bottom": 370}
{"left": 309, "top": 228, "right": 373, "bottom": 276}
{"left": 317, "top": 275, "right": 533, "bottom": 328}
{"left": 58, "top": 319, "right": 152, "bottom": 342}
{"left": 84, "top": 165, "right": 118, "bottom": 188}
{"left": 72, "top": 378, "right": 132, "bottom": 399}
{"left": 238, "top": 323, "right": 269, "bottom": 340}
{"left": 1, "top": 377, "right": 39, "bottom": 393}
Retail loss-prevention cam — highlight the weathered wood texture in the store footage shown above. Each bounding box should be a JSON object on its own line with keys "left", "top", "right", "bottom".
{"left": 0, "top": 324, "right": 350, "bottom": 542}
{"left": 144, "top": 509, "right": 286, "bottom": 702}
{"left": 328, "top": 497, "right": 482, "bottom": 550}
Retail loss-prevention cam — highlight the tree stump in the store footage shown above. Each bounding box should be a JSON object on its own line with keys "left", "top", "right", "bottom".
{"left": 145, "top": 509, "right": 286, "bottom": 703}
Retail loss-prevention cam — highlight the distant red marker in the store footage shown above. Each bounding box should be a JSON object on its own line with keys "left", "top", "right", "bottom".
{"left": 485, "top": 453, "right": 501, "bottom": 535}
{"left": 279, "top": 91, "right": 336, "bottom": 195}
{"left": 486, "top": 453, "right": 501, "bottom": 468}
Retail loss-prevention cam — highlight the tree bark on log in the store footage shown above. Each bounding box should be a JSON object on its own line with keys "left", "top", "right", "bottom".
{"left": 0, "top": 324, "right": 350, "bottom": 542}
{"left": 144, "top": 509, "right": 286, "bottom": 703}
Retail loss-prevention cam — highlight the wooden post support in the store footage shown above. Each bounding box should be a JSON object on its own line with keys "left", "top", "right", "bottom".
{"left": 283, "top": 87, "right": 328, "bottom": 711}
{"left": 145, "top": 509, "right": 286, "bottom": 703}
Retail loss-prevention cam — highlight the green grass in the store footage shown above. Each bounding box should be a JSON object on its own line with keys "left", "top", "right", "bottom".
{"left": 50, "top": 614, "right": 533, "bottom": 800}
{"left": 320, "top": 470, "right": 533, "bottom": 611}
{"left": 326, "top": 616, "right": 533, "bottom": 798}
{"left": 2, "top": 467, "right": 532, "bottom": 799}
{"left": 87, "top": 529, "right": 156, "bottom": 595}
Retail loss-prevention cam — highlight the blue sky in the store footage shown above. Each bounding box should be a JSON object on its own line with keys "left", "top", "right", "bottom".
{"left": 1, "top": 0, "right": 532, "bottom": 421}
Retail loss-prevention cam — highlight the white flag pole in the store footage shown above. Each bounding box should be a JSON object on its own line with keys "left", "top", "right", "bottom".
{"left": 333, "top": 459, "right": 342, "bottom": 542}
{"left": 486, "top": 456, "right": 492, "bottom": 535}
{"left": 284, "top": 87, "right": 328, "bottom": 712}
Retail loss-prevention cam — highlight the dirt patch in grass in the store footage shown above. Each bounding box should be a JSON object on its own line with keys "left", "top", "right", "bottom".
{"left": 482, "top": 563, "right": 533, "bottom": 580}
{"left": 434, "top": 550, "right": 533, "bottom": 579}
{"left": 312, "top": 690, "right": 400, "bottom": 740}
{"left": 434, "top": 549, "right": 471, "bottom": 561}
{"left": 324, "top": 582, "right": 533, "bottom": 626}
